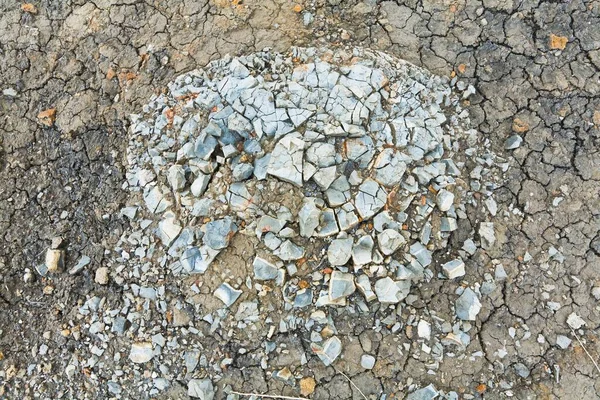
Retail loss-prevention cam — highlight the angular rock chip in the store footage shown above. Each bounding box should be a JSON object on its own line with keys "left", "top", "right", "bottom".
{"left": 267, "top": 133, "right": 305, "bottom": 186}
{"left": 157, "top": 217, "right": 182, "bottom": 246}
{"left": 406, "top": 384, "right": 438, "bottom": 400}
{"left": 374, "top": 277, "right": 410, "bottom": 303}
{"left": 129, "top": 342, "right": 154, "bottom": 364}
{"left": 214, "top": 283, "right": 242, "bottom": 308}
{"left": 167, "top": 165, "right": 186, "bottom": 191}
{"left": 355, "top": 179, "right": 387, "bottom": 219}
{"left": 455, "top": 288, "right": 482, "bottom": 320}
{"left": 327, "top": 237, "right": 353, "bottom": 266}
{"left": 274, "top": 240, "right": 305, "bottom": 261}
{"left": 188, "top": 378, "right": 214, "bottom": 400}
{"left": 253, "top": 256, "right": 279, "bottom": 280}
{"left": 442, "top": 258, "right": 465, "bottom": 279}
{"left": 436, "top": 189, "right": 454, "bottom": 212}
{"left": 299, "top": 198, "right": 321, "bottom": 237}
{"left": 377, "top": 229, "right": 406, "bottom": 255}
{"left": 479, "top": 222, "right": 496, "bottom": 249}
{"left": 312, "top": 336, "right": 342, "bottom": 366}
{"left": 203, "top": 218, "right": 237, "bottom": 250}
{"left": 329, "top": 270, "right": 356, "bottom": 300}
{"left": 352, "top": 235, "right": 374, "bottom": 265}
{"left": 373, "top": 148, "right": 407, "bottom": 187}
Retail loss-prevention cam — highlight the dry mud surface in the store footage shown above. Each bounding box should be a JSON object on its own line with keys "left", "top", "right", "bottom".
{"left": 0, "top": 1, "right": 599, "bottom": 399}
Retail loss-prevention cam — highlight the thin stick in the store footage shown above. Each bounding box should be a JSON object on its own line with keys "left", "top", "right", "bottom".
{"left": 229, "top": 391, "right": 309, "bottom": 400}
{"left": 335, "top": 368, "right": 368, "bottom": 400}
{"left": 570, "top": 328, "right": 600, "bottom": 375}
{"left": 313, "top": 346, "right": 368, "bottom": 400}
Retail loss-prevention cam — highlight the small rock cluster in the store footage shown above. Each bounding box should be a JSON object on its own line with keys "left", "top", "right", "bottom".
{"left": 99, "top": 47, "right": 506, "bottom": 396}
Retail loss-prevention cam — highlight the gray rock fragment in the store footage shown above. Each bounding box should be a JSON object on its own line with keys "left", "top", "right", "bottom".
{"left": 373, "top": 148, "right": 407, "bottom": 187}
{"left": 356, "top": 275, "right": 377, "bottom": 302}
{"left": 69, "top": 255, "right": 90, "bottom": 275}
{"left": 327, "top": 237, "right": 353, "bottom": 266}
{"left": 329, "top": 270, "right": 356, "bottom": 300}
{"left": 442, "top": 259, "right": 465, "bottom": 279}
{"left": 505, "top": 134, "right": 523, "bottom": 150}
{"left": 352, "top": 235, "right": 374, "bottom": 265}
{"left": 191, "top": 173, "right": 210, "bottom": 197}
{"left": 253, "top": 256, "right": 279, "bottom": 280}
{"left": 374, "top": 277, "right": 410, "bottom": 303}
{"left": 355, "top": 179, "right": 387, "bottom": 219}
{"left": 187, "top": 379, "right": 214, "bottom": 400}
{"left": 436, "top": 189, "right": 454, "bottom": 212}
{"left": 214, "top": 283, "right": 242, "bottom": 307}
{"left": 313, "top": 336, "right": 342, "bottom": 366}
{"left": 361, "top": 354, "right": 376, "bottom": 369}
{"left": 274, "top": 240, "right": 305, "bottom": 261}
{"left": 129, "top": 343, "right": 154, "bottom": 363}
{"left": 157, "top": 217, "right": 182, "bottom": 246}
{"left": 299, "top": 198, "right": 321, "bottom": 237}
{"left": 556, "top": 335, "right": 572, "bottom": 349}
{"left": 167, "top": 165, "right": 186, "bottom": 191}
{"left": 267, "top": 133, "right": 305, "bottom": 186}
{"left": 203, "top": 218, "right": 237, "bottom": 250}
{"left": 455, "top": 288, "right": 482, "bottom": 320}
{"left": 406, "top": 384, "right": 438, "bottom": 400}
{"left": 479, "top": 222, "right": 496, "bottom": 249}
{"left": 377, "top": 229, "right": 405, "bottom": 255}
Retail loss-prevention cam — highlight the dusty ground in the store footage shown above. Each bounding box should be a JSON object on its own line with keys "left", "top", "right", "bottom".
{"left": 0, "top": 0, "right": 599, "bottom": 399}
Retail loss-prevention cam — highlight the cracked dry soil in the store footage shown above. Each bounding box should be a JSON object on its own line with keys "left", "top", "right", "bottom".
{"left": 0, "top": 0, "right": 599, "bottom": 399}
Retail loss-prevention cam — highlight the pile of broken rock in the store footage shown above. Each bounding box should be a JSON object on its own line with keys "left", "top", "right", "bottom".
{"left": 80, "top": 47, "right": 508, "bottom": 397}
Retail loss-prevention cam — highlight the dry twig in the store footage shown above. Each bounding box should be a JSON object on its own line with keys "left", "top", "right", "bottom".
{"left": 229, "top": 391, "right": 309, "bottom": 400}
{"left": 570, "top": 327, "right": 600, "bottom": 375}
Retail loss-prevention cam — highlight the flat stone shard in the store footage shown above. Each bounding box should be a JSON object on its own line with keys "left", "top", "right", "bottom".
{"left": 253, "top": 256, "right": 279, "bottom": 280}
{"left": 327, "top": 237, "right": 353, "bottom": 266}
{"left": 167, "top": 165, "right": 186, "bottom": 191}
{"left": 355, "top": 179, "right": 387, "bottom": 219}
{"left": 377, "top": 229, "right": 405, "bottom": 255}
{"left": 274, "top": 240, "right": 305, "bottom": 261}
{"left": 566, "top": 313, "right": 586, "bottom": 330}
{"left": 214, "top": 283, "right": 242, "bottom": 308}
{"left": 299, "top": 198, "right": 321, "bottom": 237}
{"left": 455, "top": 288, "right": 482, "bottom": 320}
{"left": 407, "top": 384, "right": 439, "bottom": 400}
{"left": 129, "top": 343, "right": 154, "bottom": 363}
{"left": 157, "top": 217, "right": 182, "bottom": 246}
{"left": 187, "top": 379, "right": 214, "bottom": 400}
{"left": 373, "top": 148, "right": 407, "bottom": 187}
{"left": 203, "top": 218, "right": 237, "bottom": 250}
{"left": 267, "top": 133, "right": 305, "bottom": 186}
{"left": 329, "top": 270, "right": 356, "bottom": 300}
{"left": 442, "top": 258, "right": 465, "bottom": 279}
{"left": 361, "top": 354, "right": 376, "bottom": 369}
{"left": 313, "top": 336, "right": 342, "bottom": 366}
{"left": 478, "top": 222, "right": 496, "bottom": 250}
{"left": 375, "top": 277, "right": 410, "bottom": 303}
{"left": 436, "top": 189, "right": 454, "bottom": 211}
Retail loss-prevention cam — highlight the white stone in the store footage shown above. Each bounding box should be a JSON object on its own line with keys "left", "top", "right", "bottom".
{"left": 327, "top": 238, "right": 353, "bottom": 266}
{"left": 361, "top": 354, "right": 376, "bottom": 369}
{"left": 442, "top": 258, "right": 465, "bottom": 279}
{"left": 455, "top": 288, "right": 482, "bottom": 320}
{"left": 377, "top": 229, "right": 405, "bottom": 255}
{"left": 436, "top": 189, "right": 454, "bottom": 211}
{"left": 129, "top": 342, "right": 154, "bottom": 363}
{"left": 267, "top": 133, "right": 305, "bottom": 186}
